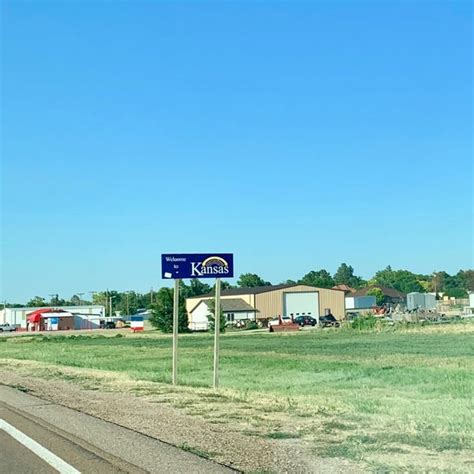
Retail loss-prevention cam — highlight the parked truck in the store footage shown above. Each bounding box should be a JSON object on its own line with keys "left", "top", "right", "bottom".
{"left": 0, "top": 323, "right": 17, "bottom": 332}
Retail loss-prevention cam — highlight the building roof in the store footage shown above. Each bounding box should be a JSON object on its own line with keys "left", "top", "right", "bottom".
{"left": 197, "top": 284, "right": 293, "bottom": 297}
{"left": 27, "top": 308, "right": 67, "bottom": 317}
{"left": 195, "top": 283, "right": 344, "bottom": 299}
{"left": 26, "top": 308, "right": 70, "bottom": 322}
{"left": 350, "top": 285, "right": 406, "bottom": 298}
{"left": 332, "top": 284, "right": 356, "bottom": 293}
{"left": 5, "top": 305, "right": 104, "bottom": 312}
{"left": 220, "top": 298, "right": 258, "bottom": 312}
{"left": 191, "top": 298, "right": 258, "bottom": 314}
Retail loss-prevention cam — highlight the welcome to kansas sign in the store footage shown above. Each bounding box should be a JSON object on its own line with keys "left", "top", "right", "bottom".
{"left": 161, "top": 254, "right": 234, "bottom": 279}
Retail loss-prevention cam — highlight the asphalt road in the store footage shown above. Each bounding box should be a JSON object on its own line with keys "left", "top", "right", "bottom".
{"left": 0, "top": 429, "right": 56, "bottom": 474}
{"left": 0, "top": 386, "right": 234, "bottom": 473}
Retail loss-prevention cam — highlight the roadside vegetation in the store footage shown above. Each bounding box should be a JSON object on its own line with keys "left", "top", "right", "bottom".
{"left": 1, "top": 322, "right": 473, "bottom": 471}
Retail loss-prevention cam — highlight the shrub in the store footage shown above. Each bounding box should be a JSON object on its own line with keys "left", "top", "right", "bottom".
{"left": 351, "top": 313, "right": 378, "bottom": 330}
{"left": 244, "top": 321, "right": 259, "bottom": 330}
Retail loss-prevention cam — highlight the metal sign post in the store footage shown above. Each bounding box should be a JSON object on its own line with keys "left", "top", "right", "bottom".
{"left": 213, "top": 278, "right": 221, "bottom": 389}
{"left": 172, "top": 279, "right": 180, "bottom": 386}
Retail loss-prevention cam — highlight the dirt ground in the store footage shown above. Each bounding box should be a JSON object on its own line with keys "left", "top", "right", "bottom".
{"left": 0, "top": 359, "right": 359, "bottom": 473}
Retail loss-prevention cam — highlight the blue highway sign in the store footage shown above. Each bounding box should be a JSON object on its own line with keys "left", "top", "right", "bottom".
{"left": 161, "top": 253, "right": 234, "bottom": 279}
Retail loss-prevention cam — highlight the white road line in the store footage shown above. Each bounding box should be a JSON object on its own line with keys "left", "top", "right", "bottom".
{"left": 0, "top": 418, "right": 80, "bottom": 474}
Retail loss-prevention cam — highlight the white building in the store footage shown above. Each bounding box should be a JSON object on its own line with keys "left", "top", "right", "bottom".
{"left": 469, "top": 292, "right": 474, "bottom": 308}
{"left": 188, "top": 298, "right": 258, "bottom": 331}
{"left": 407, "top": 293, "right": 436, "bottom": 311}
{"left": 345, "top": 295, "right": 376, "bottom": 310}
{"left": 0, "top": 305, "right": 105, "bottom": 329}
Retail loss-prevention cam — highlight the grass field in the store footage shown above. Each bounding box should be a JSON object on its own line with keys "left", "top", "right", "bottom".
{"left": 1, "top": 323, "right": 473, "bottom": 471}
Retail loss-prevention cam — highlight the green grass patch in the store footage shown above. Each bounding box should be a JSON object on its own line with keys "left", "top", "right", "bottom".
{"left": 1, "top": 323, "right": 473, "bottom": 471}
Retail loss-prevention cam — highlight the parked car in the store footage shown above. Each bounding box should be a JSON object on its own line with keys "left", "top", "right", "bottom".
{"left": 294, "top": 315, "right": 317, "bottom": 327}
{"left": 319, "top": 314, "right": 340, "bottom": 327}
{"left": 268, "top": 316, "right": 293, "bottom": 327}
{"left": 99, "top": 320, "right": 117, "bottom": 329}
{"left": 0, "top": 323, "right": 17, "bottom": 332}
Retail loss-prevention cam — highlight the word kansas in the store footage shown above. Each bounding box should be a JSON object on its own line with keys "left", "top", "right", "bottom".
{"left": 191, "top": 256, "right": 230, "bottom": 276}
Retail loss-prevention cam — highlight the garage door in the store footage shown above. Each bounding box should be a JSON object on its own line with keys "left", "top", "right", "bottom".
{"left": 283, "top": 292, "right": 319, "bottom": 322}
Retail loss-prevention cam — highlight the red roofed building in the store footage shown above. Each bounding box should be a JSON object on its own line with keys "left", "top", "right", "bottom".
{"left": 27, "top": 308, "right": 74, "bottom": 331}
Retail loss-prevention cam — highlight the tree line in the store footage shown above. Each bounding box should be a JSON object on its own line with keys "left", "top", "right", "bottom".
{"left": 223, "top": 265, "right": 473, "bottom": 297}
{"left": 6, "top": 265, "right": 473, "bottom": 314}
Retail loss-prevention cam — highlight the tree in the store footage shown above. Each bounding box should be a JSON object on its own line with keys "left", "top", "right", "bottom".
{"left": 457, "top": 270, "right": 474, "bottom": 292}
{"left": 181, "top": 280, "right": 212, "bottom": 299}
{"left": 92, "top": 290, "right": 122, "bottom": 315}
{"left": 333, "top": 263, "right": 353, "bottom": 285}
{"left": 431, "top": 271, "right": 445, "bottom": 294}
{"left": 48, "top": 294, "right": 67, "bottom": 306}
{"left": 70, "top": 295, "right": 81, "bottom": 306}
{"left": 115, "top": 291, "right": 142, "bottom": 316}
{"left": 299, "top": 269, "right": 334, "bottom": 288}
{"left": 136, "top": 291, "right": 152, "bottom": 309}
{"left": 149, "top": 287, "right": 188, "bottom": 333}
{"left": 430, "top": 271, "right": 471, "bottom": 295}
{"left": 373, "top": 266, "right": 424, "bottom": 294}
{"left": 367, "top": 287, "right": 385, "bottom": 306}
{"left": 220, "top": 281, "right": 234, "bottom": 291}
{"left": 210, "top": 280, "right": 234, "bottom": 292}
{"left": 444, "top": 287, "right": 467, "bottom": 298}
{"left": 333, "top": 263, "right": 365, "bottom": 288}
{"left": 444, "top": 271, "right": 474, "bottom": 293}
{"left": 417, "top": 280, "right": 432, "bottom": 293}
{"left": 92, "top": 291, "right": 110, "bottom": 308}
{"left": 26, "top": 296, "right": 47, "bottom": 307}
{"left": 237, "top": 273, "right": 271, "bottom": 287}
{"left": 206, "top": 298, "right": 226, "bottom": 333}
{"left": 3, "top": 302, "right": 24, "bottom": 308}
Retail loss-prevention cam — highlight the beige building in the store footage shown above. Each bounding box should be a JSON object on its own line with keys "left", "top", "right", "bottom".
{"left": 186, "top": 284, "right": 345, "bottom": 329}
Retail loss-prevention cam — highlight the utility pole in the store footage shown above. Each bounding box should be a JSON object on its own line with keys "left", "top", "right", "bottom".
{"left": 126, "top": 292, "right": 130, "bottom": 316}
{"left": 49, "top": 294, "right": 59, "bottom": 306}
{"left": 105, "top": 289, "right": 109, "bottom": 317}
{"left": 150, "top": 287, "right": 154, "bottom": 305}
{"left": 77, "top": 293, "right": 85, "bottom": 306}
{"left": 89, "top": 291, "right": 98, "bottom": 309}
{"left": 109, "top": 296, "right": 115, "bottom": 317}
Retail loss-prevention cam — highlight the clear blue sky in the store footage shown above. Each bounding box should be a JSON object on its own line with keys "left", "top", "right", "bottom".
{"left": 1, "top": 1, "right": 472, "bottom": 303}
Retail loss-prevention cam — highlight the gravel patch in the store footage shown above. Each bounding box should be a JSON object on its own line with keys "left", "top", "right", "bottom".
{"left": 0, "top": 361, "right": 360, "bottom": 473}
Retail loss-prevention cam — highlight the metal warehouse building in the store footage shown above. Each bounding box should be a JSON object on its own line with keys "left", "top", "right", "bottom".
{"left": 186, "top": 284, "right": 345, "bottom": 330}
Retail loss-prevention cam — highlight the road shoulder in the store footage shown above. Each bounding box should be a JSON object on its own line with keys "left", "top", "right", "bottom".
{"left": 0, "top": 385, "right": 232, "bottom": 473}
